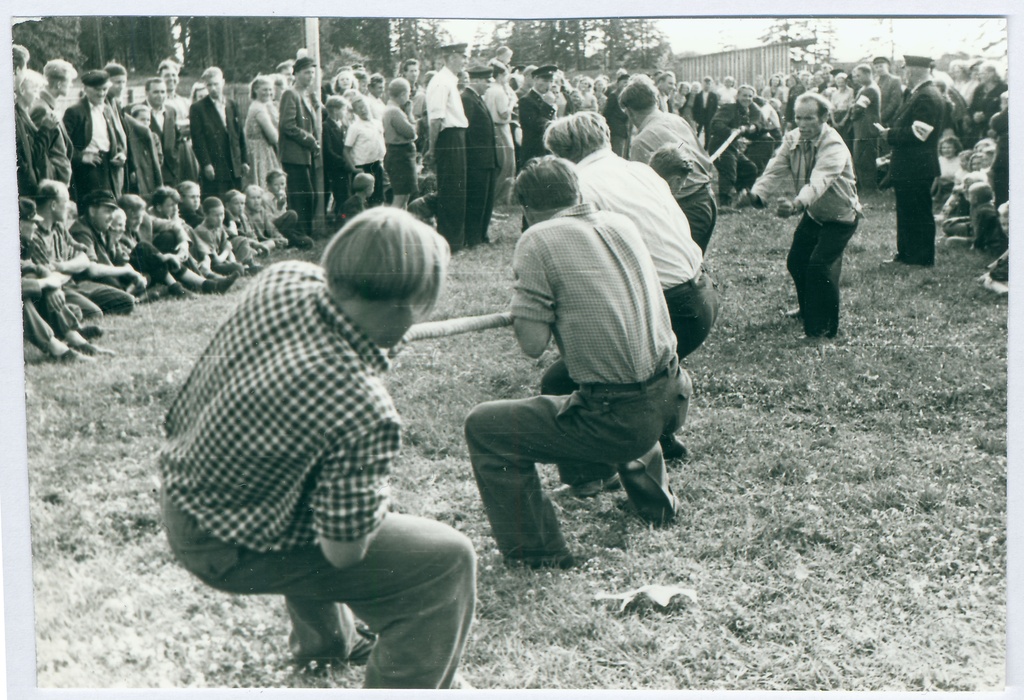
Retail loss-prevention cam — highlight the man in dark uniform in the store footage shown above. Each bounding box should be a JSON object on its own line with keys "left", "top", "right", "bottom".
{"left": 517, "top": 64, "right": 558, "bottom": 167}
{"left": 707, "top": 84, "right": 763, "bottom": 206}
{"left": 461, "top": 62, "right": 498, "bottom": 247}
{"left": 425, "top": 43, "right": 470, "bottom": 252}
{"left": 878, "top": 55, "right": 944, "bottom": 267}
{"left": 63, "top": 70, "right": 129, "bottom": 203}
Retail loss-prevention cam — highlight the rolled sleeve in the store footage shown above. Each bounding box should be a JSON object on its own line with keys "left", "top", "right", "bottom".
{"left": 310, "top": 419, "right": 399, "bottom": 542}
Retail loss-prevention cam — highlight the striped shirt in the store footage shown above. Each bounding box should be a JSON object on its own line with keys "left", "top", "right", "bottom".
{"left": 160, "top": 262, "right": 399, "bottom": 551}
{"left": 512, "top": 203, "right": 676, "bottom": 385}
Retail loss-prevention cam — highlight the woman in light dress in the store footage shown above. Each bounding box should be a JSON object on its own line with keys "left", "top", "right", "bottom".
{"left": 484, "top": 60, "right": 518, "bottom": 207}
{"left": 244, "top": 75, "right": 283, "bottom": 189}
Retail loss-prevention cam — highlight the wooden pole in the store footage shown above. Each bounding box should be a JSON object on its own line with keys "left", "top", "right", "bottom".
{"left": 304, "top": 17, "right": 327, "bottom": 237}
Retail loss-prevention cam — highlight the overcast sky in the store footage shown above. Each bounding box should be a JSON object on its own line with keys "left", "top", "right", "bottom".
{"left": 440, "top": 17, "right": 1007, "bottom": 64}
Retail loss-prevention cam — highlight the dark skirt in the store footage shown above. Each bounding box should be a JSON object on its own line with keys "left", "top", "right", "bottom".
{"left": 383, "top": 142, "right": 418, "bottom": 196}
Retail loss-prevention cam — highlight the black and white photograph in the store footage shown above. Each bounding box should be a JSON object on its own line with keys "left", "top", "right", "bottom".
{"left": 1, "top": 1, "right": 1017, "bottom": 696}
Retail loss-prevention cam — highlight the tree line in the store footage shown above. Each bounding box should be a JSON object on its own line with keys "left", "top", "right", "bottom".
{"left": 13, "top": 16, "right": 675, "bottom": 82}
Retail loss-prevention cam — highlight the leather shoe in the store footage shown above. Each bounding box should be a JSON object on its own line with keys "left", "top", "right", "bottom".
{"left": 569, "top": 474, "right": 621, "bottom": 498}
{"left": 79, "top": 325, "right": 104, "bottom": 340}
{"left": 659, "top": 435, "right": 688, "bottom": 461}
{"left": 293, "top": 624, "right": 376, "bottom": 671}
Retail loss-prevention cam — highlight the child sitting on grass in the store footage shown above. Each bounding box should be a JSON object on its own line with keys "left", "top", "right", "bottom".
{"left": 968, "top": 182, "right": 1008, "bottom": 256}
{"left": 940, "top": 171, "right": 988, "bottom": 237}
{"left": 341, "top": 172, "right": 375, "bottom": 224}
{"left": 931, "top": 136, "right": 962, "bottom": 211}
{"left": 191, "top": 197, "right": 250, "bottom": 278}
{"left": 979, "top": 201, "right": 1009, "bottom": 295}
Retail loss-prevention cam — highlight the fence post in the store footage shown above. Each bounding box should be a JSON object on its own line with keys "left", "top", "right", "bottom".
{"left": 304, "top": 17, "right": 327, "bottom": 236}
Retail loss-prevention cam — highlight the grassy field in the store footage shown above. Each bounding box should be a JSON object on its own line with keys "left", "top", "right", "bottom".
{"left": 23, "top": 192, "right": 1006, "bottom": 690}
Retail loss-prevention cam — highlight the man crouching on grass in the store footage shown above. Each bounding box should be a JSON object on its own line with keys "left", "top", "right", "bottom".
{"left": 465, "top": 156, "right": 693, "bottom": 570}
{"left": 159, "top": 208, "right": 475, "bottom": 689}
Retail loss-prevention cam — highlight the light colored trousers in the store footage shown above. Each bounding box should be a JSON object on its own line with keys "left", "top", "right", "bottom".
{"left": 162, "top": 491, "right": 476, "bottom": 688}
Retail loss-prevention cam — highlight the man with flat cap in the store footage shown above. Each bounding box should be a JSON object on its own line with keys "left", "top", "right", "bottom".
{"left": 63, "top": 69, "right": 129, "bottom": 202}
{"left": 872, "top": 56, "right": 904, "bottom": 129}
{"left": 517, "top": 64, "right": 558, "bottom": 166}
{"left": 461, "top": 61, "right": 498, "bottom": 247}
{"left": 426, "top": 42, "right": 470, "bottom": 252}
{"left": 877, "top": 55, "right": 944, "bottom": 267}
{"left": 279, "top": 55, "right": 322, "bottom": 239}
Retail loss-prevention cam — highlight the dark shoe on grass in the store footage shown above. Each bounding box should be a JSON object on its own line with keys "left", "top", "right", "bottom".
{"left": 293, "top": 624, "right": 377, "bottom": 672}
{"left": 201, "top": 276, "right": 237, "bottom": 294}
{"left": 659, "top": 435, "right": 688, "bottom": 461}
{"left": 78, "top": 325, "right": 104, "bottom": 340}
{"left": 569, "top": 474, "right": 622, "bottom": 498}
{"left": 503, "top": 550, "right": 576, "bottom": 570}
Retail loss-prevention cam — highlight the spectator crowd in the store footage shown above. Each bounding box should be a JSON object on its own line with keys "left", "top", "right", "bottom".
{"left": 12, "top": 42, "right": 1010, "bottom": 355}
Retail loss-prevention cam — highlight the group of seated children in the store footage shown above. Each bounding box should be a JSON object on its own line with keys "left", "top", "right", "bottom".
{"left": 21, "top": 174, "right": 313, "bottom": 362}
{"left": 933, "top": 137, "right": 1009, "bottom": 296}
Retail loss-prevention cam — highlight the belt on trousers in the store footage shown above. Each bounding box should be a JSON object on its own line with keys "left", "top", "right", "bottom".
{"left": 579, "top": 359, "right": 677, "bottom": 394}
{"left": 664, "top": 271, "right": 704, "bottom": 295}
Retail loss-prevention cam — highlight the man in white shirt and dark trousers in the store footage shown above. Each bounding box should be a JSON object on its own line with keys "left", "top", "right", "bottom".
{"left": 425, "top": 43, "right": 470, "bottom": 252}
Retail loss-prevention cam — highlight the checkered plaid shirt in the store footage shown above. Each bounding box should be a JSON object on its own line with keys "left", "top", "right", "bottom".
{"left": 159, "top": 262, "right": 399, "bottom": 551}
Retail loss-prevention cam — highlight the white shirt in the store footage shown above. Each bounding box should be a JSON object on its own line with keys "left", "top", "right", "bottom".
{"left": 86, "top": 101, "right": 111, "bottom": 154}
{"left": 345, "top": 118, "right": 386, "bottom": 166}
{"left": 576, "top": 148, "right": 703, "bottom": 288}
{"left": 151, "top": 107, "right": 165, "bottom": 132}
{"left": 718, "top": 85, "right": 738, "bottom": 105}
{"left": 213, "top": 98, "right": 227, "bottom": 125}
{"left": 425, "top": 66, "right": 468, "bottom": 129}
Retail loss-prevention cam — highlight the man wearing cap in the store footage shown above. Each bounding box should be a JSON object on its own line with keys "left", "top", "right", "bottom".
{"left": 461, "top": 62, "right": 498, "bottom": 247}
{"left": 425, "top": 42, "right": 470, "bottom": 252}
{"left": 63, "top": 69, "right": 129, "bottom": 202}
{"left": 848, "top": 64, "right": 881, "bottom": 194}
{"left": 872, "top": 57, "right": 904, "bottom": 129}
{"left": 877, "top": 55, "right": 944, "bottom": 267}
{"left": 279, "top": 56, "right": 322, "bottom": 239}
{"left": 518, "top": 64, "right": 558, "bottom": 166}
{"left": 601, "top": 69, "right": 631, "bottom": 157}
{"left": 70, "top": 189, "right": 150, "bottom": 307}
{"left": 189, "top": 66, "right": 249, "bottom": 201}
{"left": 20, "top": 196, "right": 114, "bottom": 361}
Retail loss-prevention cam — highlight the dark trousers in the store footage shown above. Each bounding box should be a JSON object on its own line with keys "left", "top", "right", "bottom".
{"left": 23, "top": 299, "right": 57, "bottom": 352}
{"left": 283, "top": 163, "right": 316, "bottom": 237}
{"left": 786, "top": 213, "right": 858, "bottom": 337}
{"left": 128, "top": 241, "right": 171, "bottom": 284}
{"left": 715, "top": 151, "right": 758, "bottom": 204}
{"left": 894, "top": 181, "right": 936, "bottom": 266}
{"left": 676, "top": 186, "right": 718, "bottom": 253}
{"left": 72, "top": 155, "right": 124, "bottom": 203}
{"left": 358, "top": 161, "right": 386, "bottom": 207}
{"left": 466, "top": 366, "right": 688, "bottom": 560}
{"left": 161, "top": 491, "right": 475, "bottom": 689}
{"left": 852, "top": 136, "right": 878, "bottom": 194}
{"left": 464, "top": 168, "right": 496, "bottom": 247}
{"left": 272, "top": 210, "right": 303, "bottom": 243}
{"left": 435, "top": 128, "right": 467, "bottom": 252}
{"left": 663, "top": 271, "right": 720, "bottom": 359}
{"left": 72, "top": 279, "right": 135, "bottom": 315}
{"left": 200, "top": 173, "right": 241, "bottom": 203}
